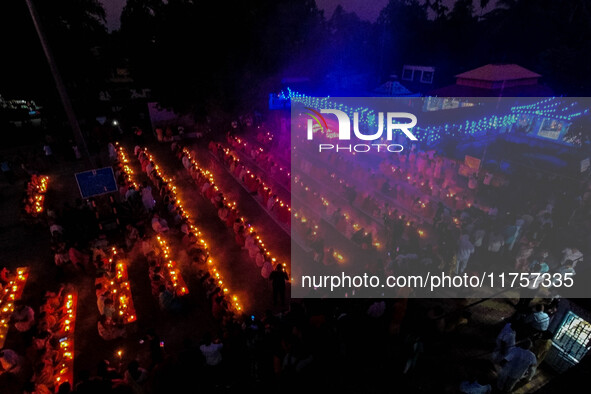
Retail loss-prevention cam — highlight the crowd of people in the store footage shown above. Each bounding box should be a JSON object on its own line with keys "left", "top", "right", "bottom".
{"left": 289, "top": 130, "right": 587, "bottom": 295}
{"left": 226, "top": 134, "right": 291, "bottom": 188}
{"left": 168, "top": 144, "right": 287, "bottom": 286}
{"left": 1, "top": 281, "right": 77, "bottom": 393}
{"left": 20, "top": 174, "right": 49, "bottom": 225}
{"left": 208, "top": 141, "right": 291, "bottom": 226}
{"left": 2, "top": 115, "right": 590, "bottom": 394}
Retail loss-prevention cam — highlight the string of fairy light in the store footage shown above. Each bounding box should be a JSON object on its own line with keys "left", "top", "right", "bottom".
{"left": 180, "top": 147, "right": 290, "bottom": 275}
{"left": 138, "top": 147, "right": 244, "bottom": 312}
{"left": 280, "top": 89, "right": 589, "bottom": 145}
{"left": 510, "top": 98, "right": 589, "bottom": 121}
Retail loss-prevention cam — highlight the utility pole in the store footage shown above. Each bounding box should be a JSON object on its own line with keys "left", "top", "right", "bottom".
{"left": 24, "top": 0, "right": 94, "bottom": 168}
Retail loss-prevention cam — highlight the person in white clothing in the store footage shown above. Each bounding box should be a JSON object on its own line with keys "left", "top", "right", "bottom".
{"left": 200, "top": 333, "right": 223, "bottom": 366}
{"left": 561, "top": 247, "right": 583, "bottom": 269}
{"left": 456, "top": 234, "right": 475, "bottom": 274}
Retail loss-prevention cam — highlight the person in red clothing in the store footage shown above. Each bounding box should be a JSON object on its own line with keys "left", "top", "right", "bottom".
{"left": 69, "top": 242, "right": 90, "bottom": 271}
{"left": 235, "top": 226, "right": 246, "bottom": 246}
{"left": 225, "top": 207, "right": 237, "bottom": 228}
{"left": 258, "top": 184, "right": 271, "bottom": 206}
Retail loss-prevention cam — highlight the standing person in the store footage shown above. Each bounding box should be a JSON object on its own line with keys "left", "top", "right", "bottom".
{"left": 200, "top": 332, "right": 223, "bottom": 386}
{"left": 133, "top": 127, "right": 144, "bottom": 145}
{"left": 108, "top": 142, "right": 117, "bottom": 162}
{"left": 530, "top": 331, "right": 553, "bottom": 375}
{"left": 497, "top": 339, "right": 537, "bottom": 393}
{"left": 269, "top": 264, "right": 289, "bottom": 307}
{"left": 1, "top": 156, "right": 15, "bottom": 184}
{"left": 140, "top": 182, "right": 155, "bottom": 213}
{"left": 492, "top": 320, "right": 516, "bottom": 364}
{"left": 456, "top": 234, "right": 475, "bottom": 275}
{"left": 43, "top": 143, "right": 55, "bottom": 164}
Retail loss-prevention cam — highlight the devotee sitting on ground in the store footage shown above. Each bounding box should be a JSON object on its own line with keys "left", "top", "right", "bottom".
{"left": 97, "top": 314, "right": 126, "bottom": 341}
{"left": 125, "top": 224, "right": 140, "bottom": 251}
{"left": 158, "top": 284, "right": 182, "bottom": 313}
{"left": 68, "top": 242, "right": 90, "bottom": 272}
{"left": 460, "top": 374, "right": 493, "bottom": 394}
{"left": 560, "top": 246, "right": 583, "bottom": 268}
{"left": 123, "top": 359, "right": 149, "bottom": 393}
{"left": 524, "top": 304, "right": 550, "bottom": 334}
{"left": 0, "top": 348, "right": 26, "bottom": 378}
{"left": 151, "top": 214, "right": 169, "bottom": 234}
{"left": 12, "top": 300, "right": 35, "bottom": 333}
{"left": 151, "top": 270, "right": 166, "bottom": 298}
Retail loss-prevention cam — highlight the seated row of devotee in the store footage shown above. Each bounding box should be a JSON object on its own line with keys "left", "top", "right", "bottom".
{"left": 346, "top": 173, "right": 582, "bottom": 290}
{"left": 294, "top": 131, "right": 587, "bottom": 291}
{"left": 292, "top": 152, "right": 434, "bottom": 231}
{"left": 145, "top": 251, "right": 184, "bottom": 313}
{"left": 3, "top": 285, "right": 74, "bottom": 393}
{"left": 208, "top": 142, "right": 290, "bottom": 225}
{"left": 136, "top": 152, "right": 245, "bottom": 320}
{"left": 131, "top": 150, "right": 232, "bottom": 318}
{"left": 230, "top": 129, "right": 291, "bottom": 168}
{"left": 226, "top": 134, "right": 290, "bottom": 185}
{"left": 20, "top": 174, "right": 47, "bottom": 222}
{"left": 94, "top": 255, "right": 128, "bottom": 341}
{"left": 168, "top": 143, "right": 278, "bottom": 279}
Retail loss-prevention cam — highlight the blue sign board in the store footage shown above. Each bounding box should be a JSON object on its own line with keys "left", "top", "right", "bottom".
{"left": 75, "top": 167, "right": 118, "bottom": 198}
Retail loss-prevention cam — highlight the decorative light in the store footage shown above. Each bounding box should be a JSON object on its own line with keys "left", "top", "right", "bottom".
{"left": 0, "top": 267, "right": 29, "bottom": 348}
{"left": 54, "top": 291, "right": 77, "bottom": 387}
{"left": 178, "top": 147, "right": 289, "bottom": 286}
{"left": 136, "top": 147, "right": 243, "bottom": 312}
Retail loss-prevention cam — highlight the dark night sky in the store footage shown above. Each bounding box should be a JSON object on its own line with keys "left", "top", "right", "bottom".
{"left": 100, "top": 0, "right": 496, "bottom": 32}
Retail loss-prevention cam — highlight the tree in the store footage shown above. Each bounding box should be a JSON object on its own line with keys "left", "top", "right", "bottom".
{"left": 376, "top": 0, "right": 429, "bottom": 81}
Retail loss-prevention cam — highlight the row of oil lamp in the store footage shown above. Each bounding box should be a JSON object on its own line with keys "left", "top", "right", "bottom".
{"left": 0, "top": 268, "right": 29, "bottom": 347}
{"left": 179, "top": 147, "right": 289, "bottom": 277}
{"left": 25, "top": 174, "right": 49, "bottom": 215}
{"left": 228, "top": 135, "right": 291, "bottom": 185}
{"left": 136, "top": 147, "right": 243, "bottom": 312}
{"left": 212, "top": 142, "right": 291, "bottom": 219}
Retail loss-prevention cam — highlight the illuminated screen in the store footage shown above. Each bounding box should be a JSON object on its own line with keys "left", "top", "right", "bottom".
{"left": 537, "top": 118, "right": 568, "bottom": 141}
